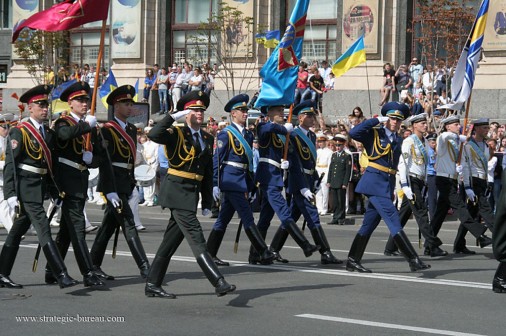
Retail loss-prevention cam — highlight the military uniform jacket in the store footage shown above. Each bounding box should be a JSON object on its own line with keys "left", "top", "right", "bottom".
{"left": 435, "top": 131, "right": 460, "bottom": 175}
{"left": 349, "top": 118, "right": 402, "bottom": 198}
{"left": 397, "top": 134, "right": 429, "bottom": 186}
{"left": 0, "top": 135, "right": 6, "bottom": 187}
{"left": 255, "top": 121, "right": 289, "bottom": 187}
{"left": 3, "top": 120, "right": 56, "bottom": 203}
{"left": 54, "top": 115, "right": 99, "bottom": 199}
{"left": 148, "top": 115, "right": 213, "bottom": 212}
{"left": 327, "top": 150, "right": 352, "bottom": 189}
{"left": 213, "top": 123, "right": 254, "bottom": 193}
{"left": 287, "top": 127, "right": 319, "bottom": 194}
{"left": 463, "top": 138, "right": 489, "bottom": 187}
{"left": 97, "top": 119, "right": 137, "bottom": 196}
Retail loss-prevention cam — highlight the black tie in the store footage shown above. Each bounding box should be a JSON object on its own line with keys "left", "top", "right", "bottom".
{"left": 194, "top": 132, "right": 202, "bottom": 152}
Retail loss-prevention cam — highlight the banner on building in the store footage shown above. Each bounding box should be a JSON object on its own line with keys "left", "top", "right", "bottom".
{"left": 111, "top": 0, "right": 141, "bottom": 59}
{"left": 341, "top": 0, "right": 379, "bottom": 54}
{"left": 483, "top": 0, "right": 506, "bottom": 51}
{"left": 12, "top": 0, "right": 40, "bottom": 58}
{"left": 222, "top": 0, "right": 255, "bottom": 58}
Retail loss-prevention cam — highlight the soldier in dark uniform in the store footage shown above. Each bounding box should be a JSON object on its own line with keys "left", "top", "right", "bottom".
{"left": 493, "top": 169, "right": 506, "bottom": 293}
{"left": 0, "top": 85, "right": 78, "bottom": 289}
{"left": 346, "top": 102, "right": 430, "bottom": 273}
{"left": 207, "top": 94, "right": 274, "bottom": 266}
{"left": 146, "top": 91, "right": 236, "bottom": 298}
{"left": 43, "top": 81, "right": 104, "bottom": 288}
{"left": 253, "top": 105, "right": 317, "bottom": 264}
{"left": 327, "top": 134, "right": 352, "bottom": 225}
{"left": 89, "top": 85, "right": 150, "bottom": 280}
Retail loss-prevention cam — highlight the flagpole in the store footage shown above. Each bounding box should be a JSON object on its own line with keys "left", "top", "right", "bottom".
{"left": 90, "top": 20, "right": 107, "bottom": 117}
{"left": 364, "top": 60, "right": 373, "bottom": 117}
{"left": 457, "top": 93, "right": 472, "bottom": 165}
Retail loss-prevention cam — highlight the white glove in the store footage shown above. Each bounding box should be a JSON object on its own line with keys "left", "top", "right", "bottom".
{"left": 459, "top": 135, "right": 468, "bottom": 143}
{"left": 284, "top": 122, "right": 294, "bottom": 133}
{"left": 402, "top": 186, "right": 414, "bottom": 200}
{"left": 280, "top": 160, "right": 289, "bottom": 170}
{"left": 85, "top": 115, "right": 97, "bottom": 128}
{"left": 202, "top": 208, "right": 211, "bottom": 216}
{"left": 171, "top": 109, "right": 191, "bottom": 120}
{"left": 248, "top": 192, "right": 256, "bottom": 203}
{"left": 213, "top": 186, "right": 221, "bottom": 202}
{"left": 465, "top": 188, "right": 476, "bottom": 202}
{"left": 455, "top": 164, "right": 463, "bottom": 174}
{"left": 377, "top": 116, "right": 389, "bottom": 123}
{"left": 82, "top": 151, "right": 93, "bottom": 165}
{"left": 301, "top": 188, "right": 314, "bottom": 201}
{"left": 106, "top": 192, "right": 121, "bottom": 208}
{"left": 7, "top": 196, "right": 18, "bottom": 211}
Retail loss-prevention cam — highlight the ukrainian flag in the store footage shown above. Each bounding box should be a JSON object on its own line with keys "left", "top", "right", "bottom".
{"left": 133, "top": 79, "right": 139, "bottom": 102}
{"left": 254, "top": 0, "right": 310, "bottom": 108}
{"left": 331, "top": 35, "right": 366, "bottom": 78}
{"left": 256, "top": 30, "right": 280, "bottom": 49}
{"left": 99, "top": 69, "right": 118, "bottom": 109}
{"left": 451, "top": 0, "right": 489, "bottom": 106}
{"left": 50, "top": 79, "right": 77, "bottom": 114}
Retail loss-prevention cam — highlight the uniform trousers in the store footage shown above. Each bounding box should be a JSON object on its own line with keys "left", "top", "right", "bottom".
{"left": 357, "top": 195, "right": 402, "bottom": 236}
{"left": 315, "top": 181, "right": 329, "bottom": 214}
{"left": 426, "top": 174, "right": 438, "bottom": 221}
{"left": 257, "top": 184, "right": 293, "bottom": 231}
{"left": 212, "top": 191, "right": 254, "bottom": 232}
{"left": 290, "top": 193, "right": 321, "bottom": 230}
{"left": 329, "top": 187, "right": 347, "bottom": 222}
{"left": 5, "top": 201, "right": 53, "bottom": 247}
{"left": 0, "top": 185, "right": 14, "bottom": 232}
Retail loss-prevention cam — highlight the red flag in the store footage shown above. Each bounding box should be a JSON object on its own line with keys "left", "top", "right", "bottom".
{"left": 12, "top": 0, "right": 110, "bottom": 43}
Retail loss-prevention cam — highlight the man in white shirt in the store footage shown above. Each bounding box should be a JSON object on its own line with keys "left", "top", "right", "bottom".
{"left": 315, "top": 133, "right": 332, "bottom": 215}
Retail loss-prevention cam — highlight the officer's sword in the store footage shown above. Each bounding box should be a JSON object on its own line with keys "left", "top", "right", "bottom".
{"left": 32, "top": 198, "right": 62, "bottom": 272}
{"left": 302, "top": 172, "right": 325, "bottom": 232}
{"left": 233, "top": 188, "right": 257, "bottom": 253}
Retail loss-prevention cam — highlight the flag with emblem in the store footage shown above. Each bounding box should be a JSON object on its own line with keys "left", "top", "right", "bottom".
{"left": 449, "top": 0, "right": 489, "bottom": 109}
{"left": 99, "top": 69, "right": 118, "bottom": 109}
{"left": 254, "top": 0, "right": 310, "bottom": 108}
{"left": 12, "top": 0, "right": 110, "bottom": 43}
{"left": 51, "top": 79, "right": 78, "bottom": 113}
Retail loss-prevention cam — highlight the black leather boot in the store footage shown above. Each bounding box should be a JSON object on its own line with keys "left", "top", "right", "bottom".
{"left": 145, "top": 255, "right": 176, "bottom": 299}
{"left": 310, "top": 227, "right": 342, "bottom": 264}
{"left": 207, "top": 229, "right": 229, "bottom": 266}
{"left": 248, "top": 229, "right": 267, "bottom": 264}
{"left": 0, "top": 245, "right": 23, "bottom": 288}
{"left": 92, "top": 266, "right": 115, "bottom": 280}
{"left": 74, "top": 240, "right": 104, "bottom": 288}
{"left": 245, "top": 226, "right": 274, "bottom": 265}
{"left": 493, "top": 262, "right": 506, "bottom": 293}
{"left": 478, "top": 235, "right": 493, "bottom": 248}
{"left": 285, "top": 220, "right": 318, "bottom": 257}
{"left": 393, "top": 231, "right": 431, "bottom": 272}
{"left": 44, "top": 235, "right": 70, "bottom": 285}
{"left": 429, "top": 246, "right": 448, "bottom": 257}
{"left": 127, "top": 236, "right": 150, "bottom": 278}
{"left": 383, "top": 235, "right": 400, "bottom": 256}
{"left": 196, "top": 252, "right": 236, "bottom": 297}
{"left": 43, "top": 241, "right": 78, "bottom": 289}
{"left": 269, "top": 227, "right": 289, "bottom": 263}
{"left": 346, "top": 234, "right": 372, "bottom": 273}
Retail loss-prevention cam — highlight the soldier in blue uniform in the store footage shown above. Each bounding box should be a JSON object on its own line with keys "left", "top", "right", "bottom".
{"left": 207, "top": 94, "right": 274, "bottom": 266}
{"left": 285, "top": 101, "right": 341, "bottom": 264}
{"left": 252, "top": 105, "right": 317, "bottom": 264}
{"left": 346, "top": 102, "right": 430, "bottom": 273}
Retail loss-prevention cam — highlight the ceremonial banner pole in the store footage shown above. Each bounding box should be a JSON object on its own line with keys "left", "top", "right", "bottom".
{"left": 364, "top": 60, "right": 373, "bottom": 117}
{"left": 457, "top": 93, "right": 472, "bottom": 165}
{"left": 90, "top": 20, "right": 107, "bottom": 117}
{"left": 283, "top": 104, "right": 294, "bottom": 161}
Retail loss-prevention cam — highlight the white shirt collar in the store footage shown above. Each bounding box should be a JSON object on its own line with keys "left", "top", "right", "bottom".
{"left": 232, "top": 122, "right": 244, "bottom": 134}
{"left": 29, "top": 117, "right": 43, "bottom": 130}
{"left": 70, "top": 112, "right": 82, "bottom": 123}
{"left": 189, "top": 126, "right": 200, "bottom": 136}
{"left": 114, "top": 117, "right": 127, "bottom": 130}
{"left": 298, "top": 126, "right": 309, "bottom": 136}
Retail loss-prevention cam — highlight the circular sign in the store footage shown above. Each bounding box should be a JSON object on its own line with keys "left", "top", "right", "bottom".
{"left": 16, "top": 0, "right": 38, "bottom": 11}
{"left": 118, "top": 0, "right": 140, "bottom": 7}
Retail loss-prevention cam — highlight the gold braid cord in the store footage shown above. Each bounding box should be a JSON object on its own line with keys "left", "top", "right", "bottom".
{"left": 295, "top": 137, "right": 311, "bottom": 161}
{"left": 166, "top": 127, "right": 195, "bottom": 168}
{"left": 110, "top": 128, "right": 131, "bottom": 159}
{"left": 21, "top": 128, "right": 42, "bottom": 160}
{"left": 56, "top": 120, "right": 83, "bottom": 154}
{"left": 469, "top": 147, "right": 486, "bottom": 170}
{"left": 448, "top": 140, "right": 457, "bottom": 162}
{"left": 364, "top": 129, "right": 392, "bottom": 161}
{"left": 228, "top": 131, "right": 244, "bottom": 156}
{"left": 410, "top": 144, "right": 424, "bottom": 165}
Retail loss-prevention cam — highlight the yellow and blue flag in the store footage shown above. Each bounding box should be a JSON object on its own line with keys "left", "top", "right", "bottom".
{"left": 450, "top": 0, "right": 489, "bottom": 107}
{"left": 50, "top": 79, "right": 77, "bottom": 114}
{"left": 256, "top": 30, "right": 280, "bottom": 49}
{"left": 331, "top": 36, "right": 366, "bottom": 78}
{"left": 133, "top": 79, "right": 139, "bottom": 102}
{"left": 99, "top": 68, "right": 118, "bottom": 109}
{"left": 254, "top": 0, "right": 310, "bottom": 108}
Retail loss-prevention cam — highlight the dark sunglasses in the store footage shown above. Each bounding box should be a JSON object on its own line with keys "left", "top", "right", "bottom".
{"left": 34, "top": 101, "right": 49, "bottom": 108}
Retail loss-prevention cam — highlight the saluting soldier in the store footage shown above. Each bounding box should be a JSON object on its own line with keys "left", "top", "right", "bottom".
{"left": 207, "top": 94, "right": 274, "bottom": 266}
{"left": 43, "top": 81, "right": 104, "bottom": 288}
{"left": 346, "top": 102, "right": 430, "bottom": 273}
{"left": 0, "top": 85, "right": 78, "bottom": 289}
{"left": 429, "top": 115, "right": 492, "bottom": 253}
{"left": 327, "top": 134, "right": 352, "bottom": 225}
{"left": 383, "top": 113, "right": 447, "bottom": 257}
{"left": 146, "top": 91, "right": 236, "bottom": 298}
{"left": 285, "top": 101, "right": 341, "bottom": 265}
{"left": 89, "top": 85, "right": 150, "bottom": 280}
{"left": 454, "top": 118, "right": 495, "bottom": 253}
{"left": 253, "top": 105, "right": 317, "bottom": 264}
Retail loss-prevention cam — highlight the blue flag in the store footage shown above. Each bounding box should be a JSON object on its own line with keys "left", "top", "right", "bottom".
{"left": 99, "top": 68, "right": 118, "bottom": 109}
{"left": 51, "top": 79, "right": 77, "bottom": 100}
{"left": 254, "top": 0, "right": 310, "bottom": 108}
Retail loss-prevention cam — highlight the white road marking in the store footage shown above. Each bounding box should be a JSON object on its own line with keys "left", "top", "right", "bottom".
{"left": 296, "top": 314, "right": 487, "bottom": 336}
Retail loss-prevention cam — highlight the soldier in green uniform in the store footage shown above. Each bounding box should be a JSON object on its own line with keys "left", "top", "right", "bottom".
{"left": 44, "top": 81, "right": 104, "bottom": 288}
{"left": 327, "top": 134, "right": 352, "bottom": 225}
{"left": 146, "top": 91, "right": 236, "bottom": 298}
{"left": 89, "top": 85, "right": 150, "bottom": 280}
{"left": 0, "top": 85, "right": 78, "bottom": 289}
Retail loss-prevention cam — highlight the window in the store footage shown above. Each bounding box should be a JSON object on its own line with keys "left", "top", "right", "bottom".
{"left": 174, "top": 0, "right": 218, "bottom": 24}
{"left": 70, "top": 32, "right": 110, "bottom": 69}
{"left": 303, "top": 25, "right": 337, "bottom": 64}
{"left": 288, "top": 0, "right": 338, "bottom": 20}
{"left": 1, "top": 0, "right": 12, "bottom": 28}
{"left": 172, "top": 30, "right": 217, "bottom": 66}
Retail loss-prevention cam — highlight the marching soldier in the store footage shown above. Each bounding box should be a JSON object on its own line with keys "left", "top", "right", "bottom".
{"left": 346, "top": 102, "right": 430, "bottom": 273}
{"left": 285, "top": 101, "right": 341, "bottom": 264}
{"left": 89, "top": 85, "right": 150, "bottom": 280}
{"left": 207, "top": 94, "right": 274, "bottom": 266}
{"left": 146, "top": 91, "right": 236, "bottom": 298}
{"left": 327, "top": 134, "right": 352, "bottom": 225}
{"left": 454, "top": 118, "right": 495, "bottom": 253}
{"left": 0, "top": 113, "right": 16, "bottom": 233}
{"left": 429, "top": 115, "right": 492, "bottom": 253}
{"left": 493, "top": 167, "right": 506, "bottom": 293}
{"left": 43, "top": 81, "right": 104, "bottom": 288}
{"left": 253, "top": 105, "right": 317, "bottom": 264}
{"left": 383, "top": 113, "right": 447, "bottom": 257}
{"left": 0, "top": 85, "right": 78, "bottom": 289}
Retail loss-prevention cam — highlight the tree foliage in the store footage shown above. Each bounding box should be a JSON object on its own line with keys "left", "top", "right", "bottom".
{"left": 14, "top": 29, "right": 70, "bottom": 85}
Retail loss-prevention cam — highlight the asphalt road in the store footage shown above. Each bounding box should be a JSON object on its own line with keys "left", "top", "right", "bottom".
{"left": 0, "top": 203, "right": 502, "bottom": 336}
